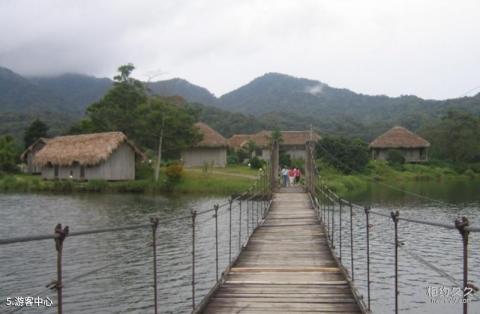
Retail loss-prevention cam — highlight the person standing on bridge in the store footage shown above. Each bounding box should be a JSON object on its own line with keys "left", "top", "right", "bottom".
{"left": 281, "top": 166, "right": 289, "bottom": 187}
{"left": 294, "top": 167, "right": 301, "bottom": 185}
{"left": 288, "top": 168, "right": 295, "bottom": 186}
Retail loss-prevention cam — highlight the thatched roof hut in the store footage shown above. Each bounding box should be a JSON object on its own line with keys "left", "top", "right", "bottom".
{"left": 182, "top": 123, "right": 227, "bottom": 167}
{"left": 228, "top": 130, "right": 321, "bottom": 150}
{"left": 34, "top": 132, "right": 144, "bottom": 167}
{"left": 20, "top": 138, "right": 49, "bottom": 161}
{"left": 20, "top": 138, "right": 49, "bottom": 174}
{"left": 369, "top": 126, "right": 430, "bottom": 149}
{"left": 279, "top": 131, "right": 321, "bottom": 146}
{"left": 228, "top": 134, "right": 254, "bottom": 150}
{"left": 194, "top": 122, "right": 228, "bottom": 148}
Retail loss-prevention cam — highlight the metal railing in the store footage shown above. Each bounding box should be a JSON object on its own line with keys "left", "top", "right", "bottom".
{"left": 0, "top": 166, "right": 273, "bottom": 314}
{"left": 305, "top": 147, "right": 479, "bottom": 314}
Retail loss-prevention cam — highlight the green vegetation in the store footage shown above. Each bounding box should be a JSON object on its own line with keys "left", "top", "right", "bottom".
{"left": 319, "top": 159, "right": 480, "bottom": 196}
{"left": 316, "top": 136, "right": 369, "bottom": 173}
{"left": 23, "top": 119, "right": 48, "bottom": 148}
{"left": 420, "top": 110, "right": 480, "bottom": 163}
{"left": 0, "top": 165, "right": 256, "bottom": 195}
{"left": 0, "top": 135, "right": 19, "bottom": 173}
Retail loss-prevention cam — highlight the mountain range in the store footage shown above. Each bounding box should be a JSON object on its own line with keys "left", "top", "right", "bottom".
{"left": 1, "top": 66, "right": 479, "bottom": 145}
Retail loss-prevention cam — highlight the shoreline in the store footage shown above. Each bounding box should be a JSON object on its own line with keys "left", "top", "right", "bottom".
{"left": 0, "top": 166, "right": 258, "bottom": 195}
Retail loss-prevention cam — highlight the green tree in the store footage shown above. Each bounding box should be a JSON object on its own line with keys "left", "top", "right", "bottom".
{"left": 422, "top": 110, "right": 480, "bottom": 163}
{"left": 0, "top": 135, "right": 19, "bottom": 173}
{"left": 78, "top": 63, "right": 146, "bottom": 138}
{"left": 135, "top": 96, "right": 201, "bottom": 180}
{"left": 24, "top": 119, "right": 48, "bottom": 148}
{"left": 316, "top": 136, "right": 369, "bottom": 174}
{"left": 245, "top": 140, "right": 257, "bottom": 158}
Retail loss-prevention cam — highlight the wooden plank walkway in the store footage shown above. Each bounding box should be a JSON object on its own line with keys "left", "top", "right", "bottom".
{"left": 200, "top": 188, "right": 363, "bottom": 314}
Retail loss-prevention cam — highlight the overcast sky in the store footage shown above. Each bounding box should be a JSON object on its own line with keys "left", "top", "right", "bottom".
{"left": 1, "top": 0, "right": 479, "bottom": 99}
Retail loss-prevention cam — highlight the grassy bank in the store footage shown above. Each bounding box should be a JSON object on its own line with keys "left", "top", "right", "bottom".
{"left": 0, "top": 165, "right": 258, "bottom": 195}
{"left": 320, "top": 160, "right": 480, "bottom": 196}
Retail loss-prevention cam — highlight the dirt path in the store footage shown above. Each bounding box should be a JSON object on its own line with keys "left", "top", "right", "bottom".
{"left": 187, "top": 169, "right": 257, "bottom": 179}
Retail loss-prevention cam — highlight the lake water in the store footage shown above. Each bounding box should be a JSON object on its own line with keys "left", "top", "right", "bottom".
{"left": 0, "top": 179, "right": 479, "bottom": 313}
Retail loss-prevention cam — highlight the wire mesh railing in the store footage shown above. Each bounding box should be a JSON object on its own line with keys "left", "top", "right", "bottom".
{"left": 0, "top": 165, "right": 273, "bottom": 314}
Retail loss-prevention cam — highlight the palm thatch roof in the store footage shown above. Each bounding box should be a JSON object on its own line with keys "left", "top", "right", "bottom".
{"left": 279, "top": 131, "right": 321, "bottom": 146}
{"left": 228, "top": 134, "right": 254, "bottom": 150}
{"left": 194, "top": 122, "right": 228, "bottom": 148}
{"left": 369, "top": 126, "right": 430, "bottom": 149}
{"left": 229, "top": 130, "right": 321, "bottom": 149}
{"left": 34, "top": 132, "right": 145, "bottom": 167}
{"left": 20, "top": 138, "right": 49, "bottom": 161}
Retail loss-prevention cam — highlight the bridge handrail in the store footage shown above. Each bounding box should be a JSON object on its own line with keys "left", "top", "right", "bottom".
{"left": 1, "top": 164, "right": 274, "bottom": 314}
{"left": 306, "top": 147, "right": 478, "bottom": 313}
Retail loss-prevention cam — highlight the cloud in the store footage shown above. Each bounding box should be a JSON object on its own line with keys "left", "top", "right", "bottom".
{"left": 305, "top": 84, "right": 325, "bottom": 96}
{"left": 0, "top": 0, "right": 479, "bottom": 99}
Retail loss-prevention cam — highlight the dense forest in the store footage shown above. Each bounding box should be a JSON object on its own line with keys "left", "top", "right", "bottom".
{"left": 1, "top": 65, "right": 480, "bottom": 148}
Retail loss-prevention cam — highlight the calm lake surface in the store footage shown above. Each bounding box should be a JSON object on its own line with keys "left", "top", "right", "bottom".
{"left": 0, "top": 179, "right": 479, "bottom": 313}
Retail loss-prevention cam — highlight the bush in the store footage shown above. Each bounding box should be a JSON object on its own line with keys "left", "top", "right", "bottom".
{"left": 248, "top": 156, "right": 264, "bottom": 169}
{"left": 386, "top": 150, "right": 406, "bottom": 166}
{"left": 0, "top": 135, "right": 19, "bottom": 173}
{"left": 279, "top": 153, "right": 291, "bottom": 168}
{"left": 165, "top": 162, "right": 184, "bottom": 190}
{"left": 136, "top": 162, "right": 153, "bottom": 180}
{"left": 236, "top": 149, "right": 249, "bottom": 164}
{"left": 464, "top": 168, "right": 476, "bottom": 179}
{"left": 316, "top": 136, "right": 369, "bottom": 174}
{"left": 117, "top": 180, "right": 148, "bottom": 193}
{"left": 85, "top": 180, "right": 109, "bottom": 192}
{"left": 227, "top": 152, "right": 238, "bottom": 164}
{"left": 52, "top": 180, "right": 74, "bottom": 193}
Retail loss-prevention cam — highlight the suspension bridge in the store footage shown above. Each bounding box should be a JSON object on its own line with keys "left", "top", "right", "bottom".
{"left": 0, "top": 140, "right": 478, "bottom": 314}
{"left": 197, "top": 187, "right": 366, "bottom": 313}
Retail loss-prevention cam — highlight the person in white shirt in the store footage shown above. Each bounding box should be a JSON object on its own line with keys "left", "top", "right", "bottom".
{"left": 281, "top": 166, "right": 289, "bottom": 187}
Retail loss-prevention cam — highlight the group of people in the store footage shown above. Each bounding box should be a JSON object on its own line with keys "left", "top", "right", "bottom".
{"left": 280, "top": 166, "right": 302, "bottom": 187}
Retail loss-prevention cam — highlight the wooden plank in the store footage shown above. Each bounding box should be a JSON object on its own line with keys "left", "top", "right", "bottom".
{"left": 230, "top": 267, "right": 340, "bottom": 273}
{"left": 198, "top": 189, "right": 363, "bottom": 314}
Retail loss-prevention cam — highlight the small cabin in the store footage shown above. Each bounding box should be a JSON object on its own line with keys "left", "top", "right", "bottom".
{"left": 181, "top": 122, "right": 228, "bottom": 167}
{"left": 229, "top": 130, "right": 321, "bottom": 161}
{"left": 369, "top": 126, "right": 430, "bottom": 163}
{"left": 33, "top": 132, "right": 144, "bottom": 181}
{"left": 20, "top": 138, "right": 49, "bottom": 174}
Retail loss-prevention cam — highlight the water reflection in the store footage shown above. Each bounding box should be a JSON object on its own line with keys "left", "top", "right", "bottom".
{"left": 0, "top": 180, "right": 479, "bottom": 313}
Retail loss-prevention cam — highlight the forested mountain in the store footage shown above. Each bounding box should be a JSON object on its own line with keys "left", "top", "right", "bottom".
{"left": 148, "top": 78, "right": 218, "bottom": 106}
{"left": 0, "top": 67, "right": 66, "bottom": 113}
{"left": 0, "top": 67, "right": 77, "bottom": 138}
{"left": 218, "top": 73, "right": 480, "bottom": 139}
{"left": 1, "top": 66, "right": 479, "bottom": 144}
{"left": 30, "top": 73, "right": 112, "bottom": 114}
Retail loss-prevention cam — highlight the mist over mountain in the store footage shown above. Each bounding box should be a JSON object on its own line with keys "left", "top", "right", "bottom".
{"left": 30, "top": 73, "right": 112, "bottom": 113}
{"left": 0, "top": 66, "right": 479, "bottom": 144}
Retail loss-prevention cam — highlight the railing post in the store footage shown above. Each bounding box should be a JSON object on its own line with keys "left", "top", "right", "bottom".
{"left": 327, "top": 193, "right": 330, "bottom": 241}
{"left": 214, "top": 204, "right": 219, "bottom": 282}
{"left": 150, "top": 217, "right": 159, "bottom": 314}
{"left": 247, "top": 198, "right": 250, "bottom": 237}
{"left": 256, "top": 196, "right": 259, "bottom": 226}
{"left": 322, "top": 186, "right": 325, "bottom": 223}
{"left": 191, "top": 210, "right": 197, "bottom": 310}
{"left": 339, "top": 199, "right": 342, "bottom": 261}
{"left": 229, "top": 198, "right": 233, "bottom": 263}
{"left": 364, "top": 206, "right": 371, "bottom": 312}
{"left": 238, "top": 199, "right": 242, "bottom": 250}
{"left": 53, "top": 224, "right": 69, "bottom": 314}
{"left": 349, "top": 201, "right": 354, "bottom": 281}
{"left": 391, "top": 211, "right": 400, "bottom": 314}
{"left": 331, "top": 196, "right": 335, "bottom": 248}
{"left": 455, "top": 217, "right": 470, "bottom": 314}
